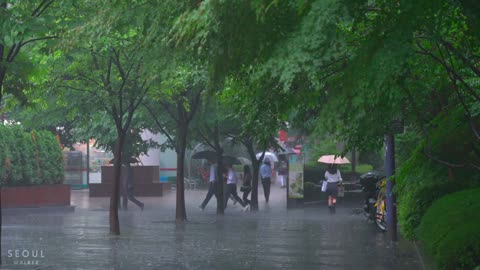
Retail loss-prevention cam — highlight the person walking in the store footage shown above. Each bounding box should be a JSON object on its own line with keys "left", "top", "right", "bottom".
{"left": 240, "top": 165, "right": 252, "bottom": 205}
{"left": 260, "top": 159, "right": 272, "bottom": 202}
{"left": 199, "top": 159, "right": 217, "bottom": 210}
{"left": 122, "top": 163, "right": 145, "bottom": 211}
{"left": 325, "top": 164, "right": 342, "bottom": 213}
{"left": 224, "top": 163, "right": 249, "bottom": 211}
{"left": 277, "top": 155, "right": 288, "bottom": 188}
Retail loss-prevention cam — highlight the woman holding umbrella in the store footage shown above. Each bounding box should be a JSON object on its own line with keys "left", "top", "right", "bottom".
{"left": 318, "top": 155, "right": 349, "bottom": 214}
{"left": 325, "top": 164, "right": 342, "bottom": 213}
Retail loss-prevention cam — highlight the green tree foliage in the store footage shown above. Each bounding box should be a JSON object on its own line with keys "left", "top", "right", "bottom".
{"left": 170, "top": 0, "right": 300, "bottom": 86}
{"left": 218, "top": 77, "right": 283, "bottom": 211}
{"left": 143, "top": 64, "right": 206, "bottom": 220}
{"left": 0, "top": 0, "right": 74, "bottom": 104}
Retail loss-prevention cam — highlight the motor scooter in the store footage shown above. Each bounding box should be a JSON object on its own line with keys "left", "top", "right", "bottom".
{"left": 359, "top": 171, "right": 387, "bottom": 231}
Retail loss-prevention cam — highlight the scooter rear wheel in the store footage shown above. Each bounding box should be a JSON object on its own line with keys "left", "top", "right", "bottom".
{"left": 375, "top": 198, "right": 387, "bottom": 231}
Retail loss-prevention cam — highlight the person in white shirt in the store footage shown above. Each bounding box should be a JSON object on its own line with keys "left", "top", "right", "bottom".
{"left": 223, "top": 163, "right": 249, "bottom": 212}
{"left": 260, "top": 159, "right": 273, "bottom": 202}
{"left": 199, "top": 160, "right": 218, "bottom": 210}
{"left": 325, "top": 164, "right": 342, "bottom": 213}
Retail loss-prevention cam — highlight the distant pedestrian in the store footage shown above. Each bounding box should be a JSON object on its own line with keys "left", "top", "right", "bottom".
{"left": 199, "top": 159, "right": 217, "bottom": 210}
{"left": 325, "top": 164, "right": 342, "bottom": 213}
{"left": 240, "top": 165, "right": 252, "bottom": 205}
{"left": 277, "top": 155, "right": 288, "bottom": 188}
{"left": 224, "top": 163, "right": 249, "bottom": 211}
{"left": 115, "top": 129, "right": 144, "bottom": 211}
{"left": 122, "top": 163, "right": 144, "bottom": 211}
{"left": 260, "top": 159, "right": 272, "bottom": 202}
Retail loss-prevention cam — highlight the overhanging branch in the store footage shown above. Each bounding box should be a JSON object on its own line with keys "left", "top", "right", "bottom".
{"left": 422, "top": 148, "right": 480, "bottom": 170}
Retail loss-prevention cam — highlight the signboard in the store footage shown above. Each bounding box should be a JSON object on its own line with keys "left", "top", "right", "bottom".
{"left": 288, "top": 155, "right": 304, "bottom": 199}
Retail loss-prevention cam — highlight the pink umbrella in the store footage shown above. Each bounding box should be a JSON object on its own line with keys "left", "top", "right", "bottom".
{"left": 317, "top": 155, "right": 351, "bottom": 164}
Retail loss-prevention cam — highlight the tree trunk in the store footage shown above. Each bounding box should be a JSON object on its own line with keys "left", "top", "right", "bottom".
{"left": 175, "top": 124, "right": 187, "bottom": 222}
{"left": 246, "top": 144, "right": 260, "bottom": 211}
{"left": 251, "top": 160, "right": 260, "bottom": 211}
{"left": 109, "top": 134, "right": 124, "bottom": 235}
{"left": 213, "top": 124, "right": 224, "bottom": 214}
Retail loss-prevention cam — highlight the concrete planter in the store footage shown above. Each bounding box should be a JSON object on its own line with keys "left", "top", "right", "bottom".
{"left": 89, "top": 166, "right": 165, "bottom": 197}
{"left": 1, "top": 184, "right": 71, "bottom": 208}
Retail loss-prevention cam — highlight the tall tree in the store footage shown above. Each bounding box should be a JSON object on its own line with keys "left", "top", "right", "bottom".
{"left": 143, "top": 64, "right": 205, "bottom": 222}
{"left": 220, "top": 77, "right": 284, "bottom": 211}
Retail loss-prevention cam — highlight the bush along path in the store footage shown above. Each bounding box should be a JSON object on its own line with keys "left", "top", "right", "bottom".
{"left": 0, "top": 125, "right": 64, "bottom": 187}
{"left": 418, "top": 188, "right": 480, "bottom": 270}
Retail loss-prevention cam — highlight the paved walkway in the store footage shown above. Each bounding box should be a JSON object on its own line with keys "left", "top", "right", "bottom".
{"left": 2, "top": 184, "right": 424, "bottom": 270}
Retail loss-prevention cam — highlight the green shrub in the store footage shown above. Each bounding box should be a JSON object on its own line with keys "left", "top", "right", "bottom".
{"left": 359, "top": 149, "right": 384, "bottom": 170}
{"left": 355, "top": 164, "right": 373, "bottom": 174}
{"left": 418, "top": 188, "right": 480, "bottom": 270}
{"left": 9, "top": 126, "right": 28, "bottom": 185}
{"left": 20, "top": 132, "right": 37, "bottom": 184}
{"left": 304, "top": 165, "right": 324, "bottom": 183}
{"left": 0, "top": 125, "right": 64, "bottom": 186}
{"left": 396, "top": 108, "right": 480, "bottom": 239}
{"left": 0, "top": 125, "right": 10, "bottom": 185}
{"left": 35, "top": 130, "right": 64, "bottom": 184}
{"left": 304, "top": 181, "right": 316, "bottom": 196}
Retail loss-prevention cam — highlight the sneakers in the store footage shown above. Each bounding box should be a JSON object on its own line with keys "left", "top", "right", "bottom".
{"left": 242, "top": 204, "right": 250, "bottom": 212}
{"left": 198, "top": 205, "right": 204, "bottom": 211}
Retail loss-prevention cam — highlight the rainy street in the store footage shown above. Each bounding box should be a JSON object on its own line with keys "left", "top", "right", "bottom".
{"left": 2, "top": 185, "right": 424, "bottom": 270}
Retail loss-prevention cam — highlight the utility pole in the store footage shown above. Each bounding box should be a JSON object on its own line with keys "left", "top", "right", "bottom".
{"left": 385, "top": 133, "right": 398, "bottom": 241}
{"left": 86, "top": 140, "right": 90, "bottom": 187}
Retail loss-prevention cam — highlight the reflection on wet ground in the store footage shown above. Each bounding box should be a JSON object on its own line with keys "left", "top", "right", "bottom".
{"left": 2, "top": 186, "right": 423, "bottom": 270}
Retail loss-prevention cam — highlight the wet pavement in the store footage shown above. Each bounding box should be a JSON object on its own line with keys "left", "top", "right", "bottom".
{"left": 1, "top": 184, "right": 424, "bottom": 270}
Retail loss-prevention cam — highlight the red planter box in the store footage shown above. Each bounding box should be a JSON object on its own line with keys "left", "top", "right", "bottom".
{"left": 1, "top": 184, "right": 71, "bottom": 208}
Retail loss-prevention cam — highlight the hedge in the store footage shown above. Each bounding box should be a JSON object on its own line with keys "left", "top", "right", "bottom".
{"left": 0, "top": 125, "right": 64, "bottom": 186}
{"left": 396, "top": 108, "right": 480, "bottom": 239}
{"left": 418, "top": 188, "right": 480, "bottom": 270}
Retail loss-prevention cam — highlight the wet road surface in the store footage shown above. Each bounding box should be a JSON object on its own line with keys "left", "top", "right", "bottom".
{"left": 2, "top": 185, "right": 423, "bottom": 270}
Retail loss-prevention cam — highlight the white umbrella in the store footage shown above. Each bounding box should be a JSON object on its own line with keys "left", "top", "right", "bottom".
{"left": 237, "top": 157, "right": 252, "bottom": 165}
{"left": 256, "top": 151, "right": 279, "bottom": 162}
{"left": 317, "top": 155, "right": 350, "bottom": 164}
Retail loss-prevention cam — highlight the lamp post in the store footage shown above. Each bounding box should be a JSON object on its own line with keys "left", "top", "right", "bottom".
{"left": 385, "top": 131, "right": 398, "bottom": 241}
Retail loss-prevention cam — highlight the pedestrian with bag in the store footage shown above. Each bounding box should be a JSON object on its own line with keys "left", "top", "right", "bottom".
{"left": 240, "top": 165, "right": 252, "bottom": 205}
{"left": 325, "top": 164, "right": 342, "bottom": 213}
{"left": 224, "top": 163, "right": 249, "bottom": 212}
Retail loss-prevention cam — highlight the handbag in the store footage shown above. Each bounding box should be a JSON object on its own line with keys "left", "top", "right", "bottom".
{"left": 338, "top": 184, "right": 345, "bottom": 197}
{"left": 240, "top": 186, "right": 251, "bottom": 192}
{"left": 321, "top": 181, "right": 327, "bottom": 192}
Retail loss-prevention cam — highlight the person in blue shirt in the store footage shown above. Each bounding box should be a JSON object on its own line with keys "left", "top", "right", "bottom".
{"left": 260, "top": 159, "right": 272, "bottom": 202}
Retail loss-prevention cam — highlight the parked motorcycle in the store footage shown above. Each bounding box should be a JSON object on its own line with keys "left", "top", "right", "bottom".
{"left": 359, "top": 171, "right": 387, "bottom": 231}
